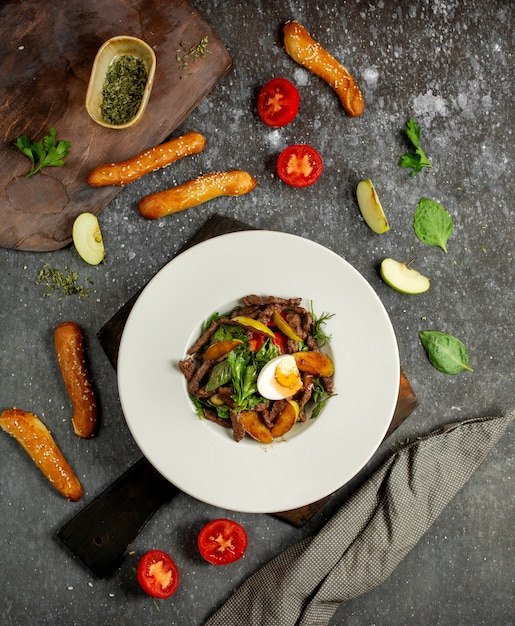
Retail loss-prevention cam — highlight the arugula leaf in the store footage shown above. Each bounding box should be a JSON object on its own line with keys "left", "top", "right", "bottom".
{"left": 15, "top": 127, "right": 71, "bottom": 177}
{"left": 399, "top": 119, "right": 433, "bottom": 177}
{"left": 419, "top": 331, "right": 473, "bottom": 374}
{"left": 310, "top": 378, "right": 336, "bottom": 418}
{"left": 212, "top": 322, "right": 246, "bottom": 343}
{"left": 414, "top": 198, "right": 454, "bottom": 253}
{"left": 227, "top": 347, "right": 264, "bottom": 411}
{"left": 254, "top": 338, "right": 280, "bottom": 365}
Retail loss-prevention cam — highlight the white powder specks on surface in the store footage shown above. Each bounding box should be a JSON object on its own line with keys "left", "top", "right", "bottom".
{"left": 266, "top": 129, "right": 283, "bottom": 149}
{"left": 429, "top": 0, "right": 460, "bottom": 20}
{"left": 293, "top": 67, "right": 310, "bottom": 87}
{"left": 412, "top": 89, "right": 448, "bottom": 120}
{"left": 363, "top": 66, "right": 379, "bottom": 87}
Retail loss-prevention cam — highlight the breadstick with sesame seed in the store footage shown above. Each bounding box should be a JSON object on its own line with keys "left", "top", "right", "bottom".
{"left": 54, "top": 321, "right": 98, "bottom": 439}
{"left": 283, "top": 20, "right": 364, "bottom": 118}
{"left": 138, "top": 170, "right": 257, "bottom": 219}
{"left": 86, "top": 131, "right": 206, "bottom": 187}
{"left": 0, "top": 408, "right": 83, "bottom": 501}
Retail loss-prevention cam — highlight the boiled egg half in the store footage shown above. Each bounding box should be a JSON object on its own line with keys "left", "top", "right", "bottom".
{"left": 257, "top": 354, "right": 303, "bottom": 400}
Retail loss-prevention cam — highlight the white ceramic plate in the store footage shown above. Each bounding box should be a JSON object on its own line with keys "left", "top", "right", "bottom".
{"left": 117, "top": 231, "right": 399, "bottom": 513}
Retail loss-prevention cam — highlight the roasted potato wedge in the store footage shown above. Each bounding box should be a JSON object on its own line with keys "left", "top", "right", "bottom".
{"left": 240, "top": 410, "right": 274, "bottom": 443}
{"left": 270, "top": 400, "right": 298, "bottom": 438}
{"left": 203, "top": 339, "right": 242, "bottom": 362}
{"left": 293, "top": 351, "right": 334, "bottom": 377}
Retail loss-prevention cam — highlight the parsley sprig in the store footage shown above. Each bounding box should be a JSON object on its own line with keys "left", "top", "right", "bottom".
{"left": 398, "top": 119, "right": 433, "bottom": 177}
{"left": 15, "top": 127, "right": 71, "bottom": 177}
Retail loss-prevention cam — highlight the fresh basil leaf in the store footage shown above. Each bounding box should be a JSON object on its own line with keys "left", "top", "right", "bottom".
{"left": 205, "top": 359, "right": 231, "bottom": 392}
{"left": 414, "top": 198, "right": 454, "bottom": 253}
{"left": 419, "top": 331, "right": 473, "bottom": 374}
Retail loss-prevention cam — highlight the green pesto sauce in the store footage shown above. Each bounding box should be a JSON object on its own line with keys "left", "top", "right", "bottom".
{"left": 100, "top": 55, "right": 148, "bottom": 125}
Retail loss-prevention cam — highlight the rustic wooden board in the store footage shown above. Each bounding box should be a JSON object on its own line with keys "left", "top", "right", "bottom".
{"left": 0, "top": 0, "right": 232, "bottom": 251}
{"left": 98, "top": 214, "right": 419, "bottom": 527}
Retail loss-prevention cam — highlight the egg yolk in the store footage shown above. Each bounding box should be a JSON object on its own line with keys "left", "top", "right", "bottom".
{"left": 275, "top": 357, "right": 301, "bottom": 390}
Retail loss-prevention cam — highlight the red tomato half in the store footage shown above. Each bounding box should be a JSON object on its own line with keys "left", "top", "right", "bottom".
{"left": 271, "top": 330, "right": 288, "bottom": 353}
{"left": 257, "top": 77, "right": 300, "bottom": 127}
{"left": 277, "top": 144, "right": 324, "bottom": 188}
{"left": 249, "top": 330, "right": 288, "bottom": 353}
{"left": 248, "top": 333, "right": 265, "bottom": 352}
{"left": 198, "top": 518, "right": 248, "bottom": 566}
{"left": 137, "top": 550, "right": 180, "bottom": 598}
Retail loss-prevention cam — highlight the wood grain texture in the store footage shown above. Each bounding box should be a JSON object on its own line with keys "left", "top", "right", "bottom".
{"left": 0, "top": 0, "right": 232, "bottom": 251}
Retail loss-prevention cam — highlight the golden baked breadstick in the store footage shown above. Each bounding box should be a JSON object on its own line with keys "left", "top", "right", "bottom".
{"left": 283, "top": 20, "right": 364, "bottom": 117}
{"left": 54, "top": 321, "right": 98, "bottom": 439}
{"left": 0, "top": 408, "right": 83, "bottom": 501}
{"left": 87, "top": 131, "right": 206, "bottom": 187}
{"left": 138, "top": 170, "right": 257, "bottom": 220}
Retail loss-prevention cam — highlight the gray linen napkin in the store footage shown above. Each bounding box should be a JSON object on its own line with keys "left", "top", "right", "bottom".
{"left": 205, "top": 411, "right": 514, "bottom": 626}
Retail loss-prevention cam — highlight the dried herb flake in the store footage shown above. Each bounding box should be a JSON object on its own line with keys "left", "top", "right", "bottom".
{"left": 101, "top": 55, "right": 148, "bottom": 125}
{"left": 176, "top": 36, "right": 210, "bottom": 71}
{"left": 35, "top": 263, "right": 92, "bottom": 302}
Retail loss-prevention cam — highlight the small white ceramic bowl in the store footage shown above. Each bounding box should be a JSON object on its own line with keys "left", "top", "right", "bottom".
{"left": 86, "top": 35, "right": 156, "bottom": 130}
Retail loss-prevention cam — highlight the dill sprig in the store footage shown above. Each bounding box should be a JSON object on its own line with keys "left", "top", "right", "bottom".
{"left": 310, "top": 301, "right": 334, "bottom": 347}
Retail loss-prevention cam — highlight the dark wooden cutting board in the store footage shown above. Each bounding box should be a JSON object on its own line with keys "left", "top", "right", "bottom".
{"left": 0, "top": 0, "right": 232, "bottom": 251}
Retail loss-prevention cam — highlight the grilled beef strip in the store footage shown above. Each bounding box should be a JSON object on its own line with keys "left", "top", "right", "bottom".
{"left": 202, "top": 408, "right": 232, "bottom": 428}
{"left": 242, "top": 295, "right": 302, "bottom": 307}
{"left": 179, "top": 357, "right": 196, "bottom": 381}
{"left": 187, "top": 359, "right": 213, "bottom": 395}
{"left": 187, "top": 317, "right": 232, "bottom": 355}
{"left": 230, "top": 410, "right": 246, "bottom": 442}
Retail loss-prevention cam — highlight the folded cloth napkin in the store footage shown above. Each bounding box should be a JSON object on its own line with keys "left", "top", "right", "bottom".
{"left": 205, "top": 411, "right": 514, "bottom": 626}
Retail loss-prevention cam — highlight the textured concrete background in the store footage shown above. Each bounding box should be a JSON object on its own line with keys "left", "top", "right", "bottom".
{"left": 1, "top": 0, "right": 513, "bottom": 624}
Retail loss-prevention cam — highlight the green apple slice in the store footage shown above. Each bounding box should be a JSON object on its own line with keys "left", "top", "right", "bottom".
{"left": 380, "top": 258, "right": 430, "bottom": 294}
{"left": 356, "top": 179, "right": 390, "bottom": 234}
{"left": 72, "top": 212, "right": 105, "bottom": 265}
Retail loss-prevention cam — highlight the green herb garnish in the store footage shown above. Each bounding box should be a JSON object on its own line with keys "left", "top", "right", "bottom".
{"left": 15, "top": 128, "right": 71, "bottom": 178}
{"left": 311, "top": 378, "right": 336, "bottom": 418}
{"left": 35, "top": 263, "right": 92, "bottom": 302}
{"left": 399, "top": 119, "right": 433, "bottom": 177}
{"left": 310, "top": 301, "right": 334, "bottom": 347}
{"left": 176, "top": 36, "right": 210, "bottom": 71}
{"left": 419, "top": 331, "right": 473, "bottom": 374}
{"left": 413, "top": 198, "right": 454, "bottom": 253}
{"left": 101, "top": 55, "right": 148, "bottom": 125}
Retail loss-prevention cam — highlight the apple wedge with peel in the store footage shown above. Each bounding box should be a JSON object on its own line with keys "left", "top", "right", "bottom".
{"left": 356, "top": 179, "right": 390, "bottom": 234}
{"left": 72, "top": 213, "right": 105, "bottom": 265}
{"left": 380, "top": 258, "right": 430, "bottom": 294}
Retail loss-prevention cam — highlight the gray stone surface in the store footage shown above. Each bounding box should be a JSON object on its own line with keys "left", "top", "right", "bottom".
{"left": 0, "top": 1, "right": 513, "bottom": 624}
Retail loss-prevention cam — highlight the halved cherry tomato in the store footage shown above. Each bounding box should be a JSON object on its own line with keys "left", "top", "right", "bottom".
{"left": 198, "top": 518, "right": 248, "bottom": 566}
{"left": 277, "top": 144, "right": 324, "bottom": 188}
{"left": 137, "top": 549, "right": 180, "bottom": 598}
{"left": 248, "top": 333, "right": 265, "bottom": 352}
{"left": 257, "top": 77, "right": 300, "bottom": 127}
{"left": 249, "top": 330, "right": 288, "bottom": 353}
{"left": 271, "top": 330, "right": 288, "bottom": 353}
